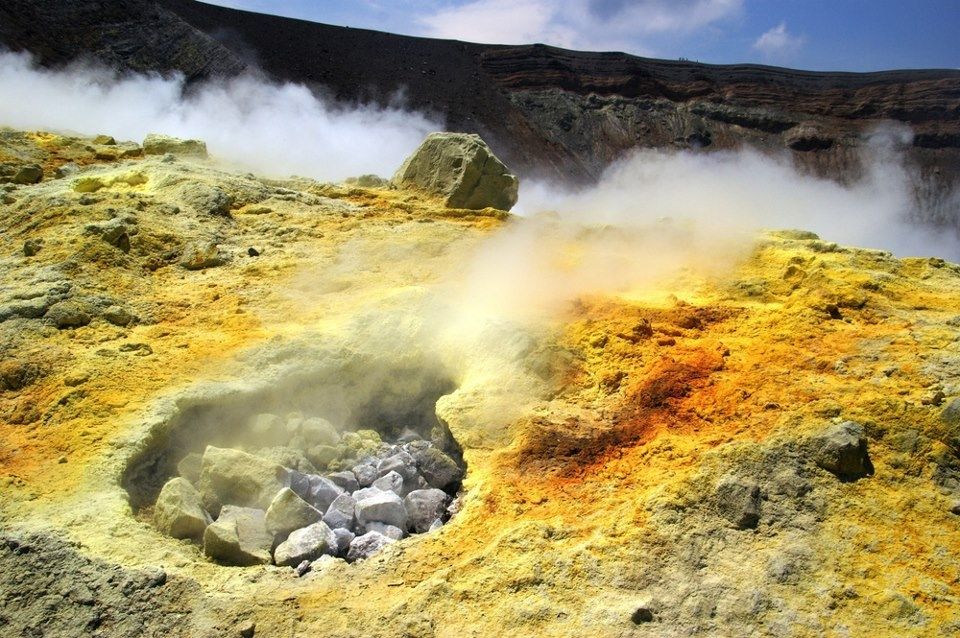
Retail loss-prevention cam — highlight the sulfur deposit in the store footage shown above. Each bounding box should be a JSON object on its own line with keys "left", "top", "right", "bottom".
{"left": 1, "top": 128, "right": 959, "bottom": 638}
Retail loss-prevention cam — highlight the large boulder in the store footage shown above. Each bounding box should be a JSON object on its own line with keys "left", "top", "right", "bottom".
{"left": 392, "top": 132, "right": 519, "bottom": 211}
{"left": 198, "top": 446, "right": 289, "bottom": 514}
{"left": 265, "top": 487, "right": 323, "bottom": 537}
{"left": 203, "top": 506, "right": 273, "bottom": 566}
{"left": 812, "top": 421, "right": 874, "bottom": 480}
{"left": 273, "top": 521, "right": 337, "bottom": 567}
{"left": 154, "top": 477, "right": 211, "bottom": 540}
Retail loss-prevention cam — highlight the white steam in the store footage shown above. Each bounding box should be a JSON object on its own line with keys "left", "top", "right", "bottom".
{"left": 0, "top": 51, "right": 439, "bottom": 180}
{"left": 517, "top": 130, "right": 959, "bottom": 262}
{"left": 443, "top": 126, "right": 959, "bottom": 328}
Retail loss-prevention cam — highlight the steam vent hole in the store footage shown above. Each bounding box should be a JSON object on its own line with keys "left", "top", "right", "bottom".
{"left": 122, "top": 364, "right": 465, "bottom": 567}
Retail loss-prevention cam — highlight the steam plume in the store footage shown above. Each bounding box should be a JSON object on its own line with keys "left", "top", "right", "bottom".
{"left": 0, "top": 51, "right": 439, "bottom": 180}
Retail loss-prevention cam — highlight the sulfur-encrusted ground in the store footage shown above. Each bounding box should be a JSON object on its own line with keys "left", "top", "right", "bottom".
{"left": 1, "top": 129, "right": 958, "bottom": 637}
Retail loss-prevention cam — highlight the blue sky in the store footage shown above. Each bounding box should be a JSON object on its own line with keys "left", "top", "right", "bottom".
{"left": 203, "top": 1, "right": 958, "bottom": 72}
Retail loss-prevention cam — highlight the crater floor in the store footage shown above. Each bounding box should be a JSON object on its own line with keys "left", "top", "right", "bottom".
{"left": 1, "top": 129, "right": 959, "bottom": 637}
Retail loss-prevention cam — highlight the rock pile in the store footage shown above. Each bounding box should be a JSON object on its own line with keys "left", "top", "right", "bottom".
{"left": 153, "top": 413, "right": 464, "bottom": 568}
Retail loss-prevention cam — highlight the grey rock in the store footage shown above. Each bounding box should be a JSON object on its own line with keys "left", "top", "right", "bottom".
{"left": 346, "top": 531, "right": 395, "bottom": 562}
{"left": 377, "top": 452, "right": 421, "bottom": 495}
{"left": 428, "top": 518, "right": 444, "bottom": 532}
{"left": 102, "top": 305, "right": 135, "bottom": 327}
{"left": 392, "top": 132, "right": 519, "bottom": 211}
{"left": 351, "top": 463, "right": 378, "bottom": 487}
{"left": 715, "top": 476, "right": 761, "bottom": 529}
{"left": 355, "top": 491, "right": 407, "bottom": 530}
{"left": 203, "top": 506, "right": 273, "bottom": 566}
{"left": 812, "top": 421, "right": 874, "bottom": 480}
{"left": 372, "top": 470, "right": 404, "bottom": 495}
{"left": 265, "top": 488, "right": 323, "bottom": 537}
{"left": 363, "top": 523, "right": 404, "bottom": 540}
{"left": 180, "top": 240, "right": 224, "bottom": 270}
{"left": 197, "top": 446, "right": 289, "bottom": 514}
{"left": 273, "top": 521, "right": 336, "bottom": 567}
{"left": 326, "top": 470, "right": 359, "bottom": 494}
{"left": 176, "top": 452, "right": 203, "bottom": 484}
{"left": 45, "top": 300, "right": 92, "bottom": 329}
{"left": 331, "top": 528, "right": 355, "bottom": 557}
{"left": 413, "top": 447, "right": 463, "bottom": 490}
{"left": 322, "top": 493, "right": 356, "bottom": 531}
{"left": 404, "top": 488, "right": 449, "bottom": 533}
{"left": 142, "top": 134, "right": 208, "bottom": 158}
{"left": 154, "top": 477, "right": 211, "bottom": 540}
{"left": 288, "top": 473, "right": 345, "bottom": 513}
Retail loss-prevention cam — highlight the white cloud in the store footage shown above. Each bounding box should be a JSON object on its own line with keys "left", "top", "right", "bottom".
{"left": 417, "top": 0, "right": 742, "bottom": 52}
{"left": 753, "top": 21, "right": 805, "bottom": 61}
{"left": 418, "top": 0, "right": 577, "bottom": 47}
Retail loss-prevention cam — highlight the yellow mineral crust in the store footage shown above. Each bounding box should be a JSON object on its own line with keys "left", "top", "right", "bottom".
{"left": 0, "top": 132, "right": 958, "bottom": 637}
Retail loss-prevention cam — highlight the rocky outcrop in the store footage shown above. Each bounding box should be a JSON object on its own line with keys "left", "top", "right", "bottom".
{"left": 3, "top": 0, "right": 957, "bottom": 224}
{"left": 393, "top": 133, "right": 519, "bottom": 211}
{"left": 142, "top": 134, "right": 208, "bottom": 158}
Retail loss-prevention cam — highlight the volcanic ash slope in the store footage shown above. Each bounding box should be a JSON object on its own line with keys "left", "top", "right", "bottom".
{"left": 0, "top": 130, "right": 959, "bottom": 637}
